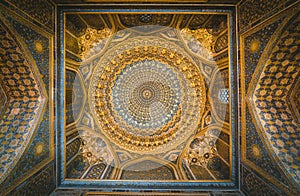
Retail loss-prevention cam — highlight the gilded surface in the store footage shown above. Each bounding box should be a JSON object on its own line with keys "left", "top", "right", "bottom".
{"left": 89, "top": 37, "right": 206, "bottom": 154}
{"left": 0, "top": 0, "right": 299, "bottom": 194}
{"left": 64, "top": 13, "right": 232, "bottom": 182}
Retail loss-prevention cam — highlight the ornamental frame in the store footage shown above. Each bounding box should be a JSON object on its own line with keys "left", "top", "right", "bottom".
{"left": 55, "top": 4, "right": 239, "bottom": 192}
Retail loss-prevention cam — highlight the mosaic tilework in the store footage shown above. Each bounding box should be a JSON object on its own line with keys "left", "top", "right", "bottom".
{"left": 66, "top": 70, "right": 77, "bottom": 124}
{"left": 241, "top": 13, "right": 285, "bottom": 186}
{"left": 243, "top": 18, "right": 284, "bottom": 90}
{"left": 0, "top": 18, "right": 46, "bottom": 184}
{"left": 179, "top": 14, "right": 228, "bottom": 62}
{"left": 238, "top": 0, "right": 297, "bottom": 32}
{"left": 84, "top": 163, "right": 107, "bottom": 179}
{"left": 65, "top": 128, "right": 114, "bottom": 179}
{"left": 241, "top": 1, "right": 299, "bottom": 194}
{"left": 205, "top": 15, "right": 227, "bottom": 36}
{"left": 187, "top": 15, "right": 210, "bottom": 29}
{"left": 0, "top": 84, "right": 7, "bottom": 114}
{"left": 0, "top": 12, "right": 53, "bottom": 194}
{"left": 245, "top": 108, "right": 291, "bottom": 185}
{"left": 118, "top": 14, "right": 174, "bottom": 28}
{"left": 66, "top": 137, "right": 82, "bottom": 162}
{"left": 244, "top": 108, "right": 291, "bottom": 189}
{"left": 9, "top": 163, "right": 55, "bottom": 196}
{"left": 241, "top": 165, "right": 282, "bottom": 196}
{"left": 66, "top": 154, "right": 90, "bottom": 178}
{"left": 66, "top": 14, "right": 87, "bottom": 37}
{"left": 4, "top": 15, "right": 51, "bottom": 90}
{"left": 214, "top": 32, "right": 228, "bottom": 53}
{"left": 287, "top": 74, "right": 300, "bottom": 123}
{"left": 112, "top": 60, "right": 182, "bottom": 130}
{"left": 251, "top": 13, "right": 300, "bottom": 184}
{"left": 4, "top": 0, "right": 54, "bottom": 30}
{"left": 4, "top": 108, "right": 51, "bottom": 177}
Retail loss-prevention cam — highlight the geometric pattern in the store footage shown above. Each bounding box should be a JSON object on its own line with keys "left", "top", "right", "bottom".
{"left": 218, "top": 88, "right": 229, "bottom": 104}
{"left": 182, "top": 127, "right": 230, "bottom": 180}
{"left": 4, "top": 0, "right": 54, "bottom": 30}
{"left": 4, "top": 0, "right": 300, "bottom": 195}
{"left": 66, "top": 128, "right": 113, "bottom": 179}
{"left": 61, "top": 11, "right": 233, "bottom": 188}
{"left": 244, "top": 108, "right": 292, "bottom": 188}
{"left": 287, "top": 73, "right": 300, "bottom": 124}
{"left": 239, "top": 0, "right": 283, "bottom": 31}
{"left": 210, "top": 68, "right": 230, "bottom": 124}
{"left": 240, "top": 10, "right": 290, "bottom": 193}
{"left": 180, "top": 14, "right": 228, "bottom": 62}
{"left": 240, "top": 1, "right": 300, "bottom": 194}
{"left": 65, "top": 13, "right": 112, "bottom": 62}
{"left": 118, "top": 14, "right": 173, "bottom": 28}
{"left": 89, "top": 36, "right": 207, "bottom": 155}
{"left": 241, "top": 165, "right": 282, "bottom": 196}
{"left": 248, "top": 13, "right": 300, "bottom": 185}
{"left": 112, "top": 60, "right": 182, "bottom": 131}
{"left": 0, "top": 11, "right": 53, "bottom": 195}
{"left": 9, "top": 163, "right": 55, "bottom": 196}
{"left": 0, "top": 84, "right": 7, "bottom": 114}
{"left": 0, "top": 19, "right": 46, "bottom": 183}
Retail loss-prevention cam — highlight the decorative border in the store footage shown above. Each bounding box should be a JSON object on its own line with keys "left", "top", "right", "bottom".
{"left": 56, "top": 5, "right": 238, "bottom": 191}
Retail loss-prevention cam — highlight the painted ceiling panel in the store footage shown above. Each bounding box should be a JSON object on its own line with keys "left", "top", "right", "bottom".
{"left": 63, "top": 11, "right": 233, "bottom": 187}
{"left": 0, "top": 0, "right": 298, "bottom": 195}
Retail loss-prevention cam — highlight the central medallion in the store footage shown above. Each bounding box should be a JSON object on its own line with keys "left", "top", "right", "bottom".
{"left": 89, "top": 36, "right": 206, "bottom": 154}
{"left": 112, "top": 60, "right": 181, "bottom": 131}
{"left": 142, "top": 89, "right": 152, "bottom": 99}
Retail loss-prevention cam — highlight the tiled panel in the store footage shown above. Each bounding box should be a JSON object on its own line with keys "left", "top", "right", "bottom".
{"left": 240, "top": 1, "right": 300, "bottom": 195}
{"left": 251, "top": 13, "right": 300, "bottom": 183}
{"left": 0, "top": 84, "right": 8, "bottom": 114}
{"left": 8, "top": 163, "right": 55, "bottom": 196}
{"left": 3, "top": 0, "right": 54, "bottom": 31}
{"left": 238, "top": 0, "right": 298, "bottom": 33}
{"left": 0, "top": 5, "right": 54, "bottom": 195}
{"left": 241, "top": 164, "right": 282, "bottom": 196}
{"left": 0, "top": 17, "right": 47, "bottom": 185}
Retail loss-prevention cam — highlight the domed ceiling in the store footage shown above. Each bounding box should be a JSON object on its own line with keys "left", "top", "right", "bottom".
{"left": 62, "top": 12, "right": 234, "bottom": 184}
{"left": 0, "top": 0, "right": 299, "bottom": 195}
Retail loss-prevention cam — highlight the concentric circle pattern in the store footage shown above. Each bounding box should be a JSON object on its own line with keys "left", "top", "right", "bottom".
{"left": 89, "top": 37, "right": 206, "bottom": 154}
{"left": 112, "top": 60, "right": 181, "bottom": 132}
